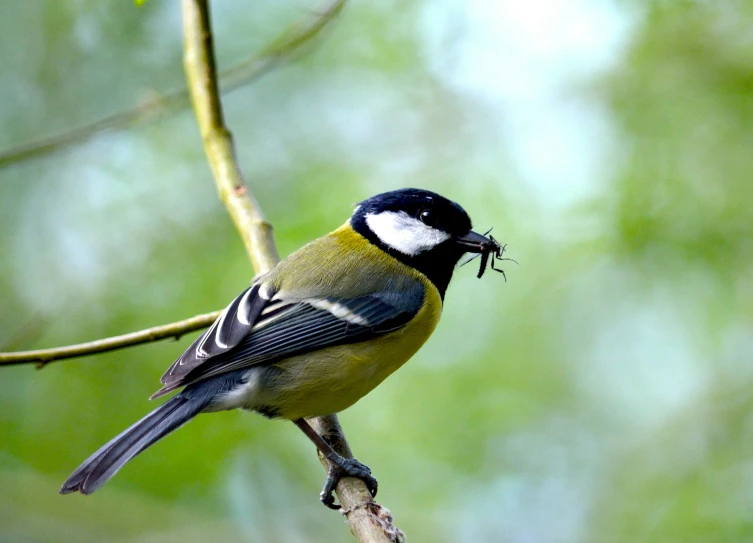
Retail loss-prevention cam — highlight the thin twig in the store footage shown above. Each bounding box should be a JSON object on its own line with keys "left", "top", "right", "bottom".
{"left": 0, "top": 0, "right": 344, "bottom": 170}
{"left": 182, "top": 0, "right": 279, "bottom": 273}
{"left": 0, "top": 311, "right": 220, "bottom": 367}
{"left": 182, "top": 1, "right": 402, "bottom": 541}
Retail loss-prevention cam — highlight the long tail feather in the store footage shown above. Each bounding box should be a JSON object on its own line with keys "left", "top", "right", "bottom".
{"left": 60, "top": 394, "right": 207, "bottom": 495}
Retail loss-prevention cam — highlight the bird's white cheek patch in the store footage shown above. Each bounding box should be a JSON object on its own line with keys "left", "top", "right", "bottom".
{"left": 365, "top": 211, "right": 451, "bottom": 256}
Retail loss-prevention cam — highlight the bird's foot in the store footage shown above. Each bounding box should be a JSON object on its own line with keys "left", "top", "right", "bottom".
{"left": 320, "top": 456, "right": 378, "bottom": 510}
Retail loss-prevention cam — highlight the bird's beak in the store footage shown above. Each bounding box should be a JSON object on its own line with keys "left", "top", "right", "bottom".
{"left": 454, "top": 230, "right": 494, "bottom": 253}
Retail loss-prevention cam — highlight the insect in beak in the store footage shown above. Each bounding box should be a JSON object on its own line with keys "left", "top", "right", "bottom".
{"left": 458, "top": 228, "right": 517, "bottom": 280}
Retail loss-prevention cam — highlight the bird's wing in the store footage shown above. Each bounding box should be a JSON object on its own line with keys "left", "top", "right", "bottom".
{"left": 151, "top": 280, "right": 425, "bottom": 398}
{"left": 154, "top": 284, "right": 269, "bottom": 391}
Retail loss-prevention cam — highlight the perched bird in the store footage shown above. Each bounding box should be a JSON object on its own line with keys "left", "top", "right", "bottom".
{"left": 60, "top": 188, "right": 502, "bottom": 508}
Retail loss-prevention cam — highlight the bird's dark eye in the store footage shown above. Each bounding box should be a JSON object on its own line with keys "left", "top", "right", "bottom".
{"left": 419, "top": 209, "right": 438, "bottom": 227}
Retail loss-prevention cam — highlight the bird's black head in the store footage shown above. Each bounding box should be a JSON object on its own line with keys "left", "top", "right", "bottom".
{"left": 351, "top": 188, "right": 497, "bottom": 298}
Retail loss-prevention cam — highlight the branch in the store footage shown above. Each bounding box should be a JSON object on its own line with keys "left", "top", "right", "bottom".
{"left": 182, "top": 1, "right": 403, "bottom": 541}
{"left": 313, "top": 417, "right": 406, "bottom": 543}
{"left": 0, "top": 0, "right": 344, "bottom": 170}
{"left": 0, "top": 311, "right": 220, "bottom": 367}
{"left": 0, "top": 2, "right": 401, "bottom": 539}
{"left": 0, "top": 0, "right": 345, "bottom": 362}
{"left": 182, "top": 0, "right": 279, "bottom": 272}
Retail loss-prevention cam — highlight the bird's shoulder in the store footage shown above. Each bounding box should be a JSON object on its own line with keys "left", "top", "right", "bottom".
{"left": 260, "top": 222, "right": 433, "bottom": 301}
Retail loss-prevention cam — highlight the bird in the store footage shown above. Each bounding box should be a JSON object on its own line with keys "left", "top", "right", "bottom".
{"left": 59, "top": 188, "right": 502, "bottom": 509}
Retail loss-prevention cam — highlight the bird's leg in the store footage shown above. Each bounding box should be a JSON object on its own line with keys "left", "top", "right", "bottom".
{"left": 293, "top": 418, "right": 378, "bottom": 510}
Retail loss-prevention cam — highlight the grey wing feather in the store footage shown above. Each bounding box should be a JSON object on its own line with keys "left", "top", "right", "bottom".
{"left": 152, "top": 280, "right": 425, "bottom": 396}
{"left": 153, "top": 284, "right": 270, "bottom": 398}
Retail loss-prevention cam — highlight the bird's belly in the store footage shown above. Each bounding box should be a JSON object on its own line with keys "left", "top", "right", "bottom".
{"left": 254, "top": 317, "right": 438, "bottom": 420}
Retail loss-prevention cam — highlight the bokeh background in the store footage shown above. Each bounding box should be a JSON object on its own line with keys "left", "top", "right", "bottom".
{"left": 1, "top": 0, "right": 752, "bottom": 541}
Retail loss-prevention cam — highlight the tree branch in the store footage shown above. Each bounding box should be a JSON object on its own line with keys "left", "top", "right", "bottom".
{"left": 0, "top": 0, "right": 344, "bottom": 170}
{"left": 182, "top": 1, "right": 403, "bottom": 540}
{"left": 0, "top": 311, "right": 220, "bottom": 367}
{"left": 0, "top": 0, "right": 344, "bottom": 364}
{"left": 182, "top": 0, "right": 279, "bottom": 273}
{"left": 0, "top": 2, "right": 402, "bottom": 539}
{"left": 312, "top": 416, "right": 406, "bottom": 543}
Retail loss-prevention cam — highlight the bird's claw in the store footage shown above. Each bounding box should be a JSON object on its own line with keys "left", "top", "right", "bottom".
{"left": 320, "top": 457, "right": 378, "bottom": 510}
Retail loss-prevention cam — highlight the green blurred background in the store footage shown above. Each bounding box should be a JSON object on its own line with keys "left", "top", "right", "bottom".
{"left": 1, "top": 0, "right": 752, "bottom": 541}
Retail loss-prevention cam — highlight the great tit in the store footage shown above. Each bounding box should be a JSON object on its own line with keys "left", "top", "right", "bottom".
{"left": 60, "top": 188, "right": 501, "bottom": 509}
